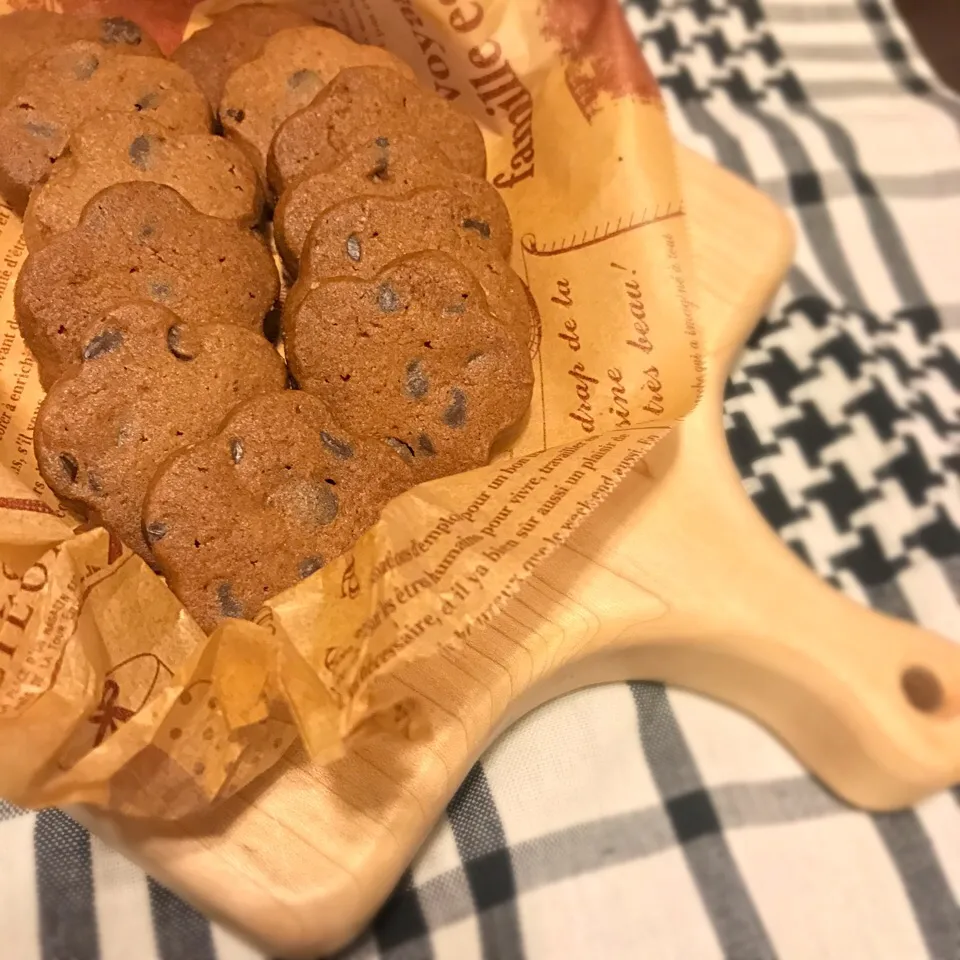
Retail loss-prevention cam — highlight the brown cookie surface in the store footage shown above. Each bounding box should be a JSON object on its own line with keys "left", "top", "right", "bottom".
{"left": 23, "top": 113, "right": 263, "bottom": 251}
{"left": 268, "top": 66, "right": 486, "bottom": 195}
{"left": 143, "top": 390, "right": 414, "bottom": 632}
{"left": 274, "top": 134, "right": 510, "bottom": 271}
{"left": 15, "top": 182, "right": 279, "bottom": 388}
{"left": 289, "top": 187, "right": 536, "bottom": 350}
{"left": 219, "top": 26, "right": 415, "bottom": 183}
{"left": 0, "top": 41, "right": 211, "bottom": 213}
{"left": 35, "top": 303, "right": 287, "bottom": 560}
{"left": 286, "top": 251, "right": 533, "bottom": 481}
{"left": 0, "top": 10, "right": 161, "bottom": 102}
{"left": 172, "top": 3, "right": 316, "bottom": 109}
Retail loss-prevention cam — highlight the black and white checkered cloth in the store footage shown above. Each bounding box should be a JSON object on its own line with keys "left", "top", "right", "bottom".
{"left": 2, "top": 0, "right": 958, "bottom": 957}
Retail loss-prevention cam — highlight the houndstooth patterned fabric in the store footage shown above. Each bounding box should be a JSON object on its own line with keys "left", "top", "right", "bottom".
{"left": 2, "top": 0, "right": 959, "bottom": 957}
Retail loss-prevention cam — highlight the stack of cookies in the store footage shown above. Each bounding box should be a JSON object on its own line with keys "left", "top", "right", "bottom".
{"left": 1, "top": 6, "right": 535, "bottom": 631}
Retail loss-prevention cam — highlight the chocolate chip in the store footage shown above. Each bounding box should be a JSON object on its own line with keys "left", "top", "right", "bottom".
{"left": 345, "top": 234, "right": 362, "bottom": 263}
{"left": 229, "top": 438, "right": 244, "bottom": 464}
{"left": 298, "top": 556, "right": 325, "bottom": 580}
{"left": 216, "top": 582, "right": 244, "bottom": 619}
{"left": 370, "top": 137, "right": 390, "bottom": 179}
{"left": 139, "top": 222, "right": 155, "bottom": 240}
{"left": 100, "top": 16, "right": 143, "bottom": 46}
{"left": 442, "top": 388, "right": 467, "bottom": 428}
{"left": 144, "top": 520, "right": 167, "bottom": 544}
{"left": 24, "top": 121, "right": 57, "bottom": 139}
{"left": 462, "top": 218, "right": 491, "bottom": 240}
{"left": 418, "top": 433, "right": 436, "bottom": 455}
{"left": 88, "top": 471, "right": 103, "bottom": 493}
{"left": 59, "top": 453, "right": 79, "bottom": 483}
{"left": 288, "top": 69, "right": 319, "bottom": 89}
{"left": 166, "top": 325, "right": 194, "bottom": 360}
{"left": 224, "top": 107, "right": 245, "bottom": 123}
{"left": 134, "top": 91, "right": 159, "bottom": 112}
{"left": 150, "top": 281, "right": 172, "bottom": 302}
{"left": 384, "top": 437, "right": 415, "bottom": 461}
{"left": 128, "top": 135, "right": 151, "bottom": 170}
{"left": 405, "top": 359, "right": 429, "bottom": 399}
{"left": 378, "top": 282, "right": 400, "bottom": 313}
{"left": 268, "top": 479, "right": 338, "bottom": 527}
{"left": 73, "top": 54, "right": 100, "bottom": 80}
{"left": 320, "top": 431, "right": 353, "bottom": 459}
{"left": 82, "top": 329, "right": 124, "bottom": 361}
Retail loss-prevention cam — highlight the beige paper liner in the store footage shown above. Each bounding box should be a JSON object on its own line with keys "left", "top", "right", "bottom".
{"left": 0, "top": 0, "right": 703, "bottom": 818}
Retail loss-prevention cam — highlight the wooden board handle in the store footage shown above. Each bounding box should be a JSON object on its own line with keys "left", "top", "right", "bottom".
{"left": 538, "top": 363, "right": 960, "bottom": 810}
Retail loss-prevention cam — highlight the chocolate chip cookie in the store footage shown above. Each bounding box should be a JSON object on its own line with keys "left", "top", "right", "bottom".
{"left": 268, "top": 66, "right": 486, "bottom": 195}
{"left": 274, "top": 134, "right": 511, "bottom": 271}
{"left": 172, "top": 2, "right": 316, "bottom": 110}
{"left": 23, "top": 113, "right": 263, "bottom": 250}
{"left": 219, "top": 25, "right": 415, "bottom": 183}
{"left": 143, "top": 390, "right": 415, "bottom": 631}
{"left": 0, "top": 10, "right": 161, "bottom": 102}
{"left": 0, "top": 41, "right": 211, "bottom": 213}
{"left": 35, "top": 303, "right": 287, "bottom": 560}
{"left": 289, "top": 187, "right": 536, "bottom": 350}
{"left": 286, "top": 251, "right": 533, "bottom": 481}
{"left": 15, "top": 181, "right": 279, "bottom": 387}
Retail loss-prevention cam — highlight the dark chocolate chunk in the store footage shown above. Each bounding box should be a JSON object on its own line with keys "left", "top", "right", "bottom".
{"left": 462, "top": 218, "right": 491, "bottom": 240}
{"left": 384, "top": 436, "right": 415, "bottom": 461}
{"left": 135, "top": 91, "right": 159, "bottom": 112}
{"left": 287, "top": 68, "right": 319, "bottom": 89}
{"left": 224, "top": 107, "right": 246, "bottom": 124}
{"left": 82, "top": 329, "right": 124, "bottom": 361}
{"left": 417, "top": 433, "right": 436, "bottom": 455}
{"left": 442, "top": 387, "right": 467, "bottom": 428}
{"left": 320, "top": 431, "right": 353, "bottom": 459}
{"left": 268, "top": 478, "right": 338, "bottom": 526}
{"left": 216, "top": 582, "right": 244, "bottom": 618}
{"left": 128, "top": 134, "right": 151, "bottom": 170}
{"left": 298, "top": 556, "right": 325, "bottom": 580}
{"left": 405, "top": 359, "right": 429, "bottom": 399}
{"left": 345, "top": 234, "right": 361, "bottom": 263}
{"left": 145, "top": 520, "right": 167, "bottom": 544}
{"left": 150, "top": 280, "right": 172, "bottom": 301}
{"left": 59, "top": 452, "right": 79, "bottom": 483}
{"left": 101, "top": 16, "right": 143, "bottom": 46}
{"left": 166, "top": 325, "right": 194, "bottom": 360}
{"left": 378, "top": 282, "right": 400, "bottom": 313}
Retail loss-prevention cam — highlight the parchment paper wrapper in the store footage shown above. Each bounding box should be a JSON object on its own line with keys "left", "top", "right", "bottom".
{"left": 0, "top": 0, "right": 704, "bottom": 818}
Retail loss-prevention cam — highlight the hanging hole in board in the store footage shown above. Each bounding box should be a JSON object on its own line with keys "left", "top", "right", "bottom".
{"left": 900, "top": 666, "right": 943, "bottom": 714}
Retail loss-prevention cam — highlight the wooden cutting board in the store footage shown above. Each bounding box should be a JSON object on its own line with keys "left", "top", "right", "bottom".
{"left": 75, "top": 145, "right": 960, "bottom": 959}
